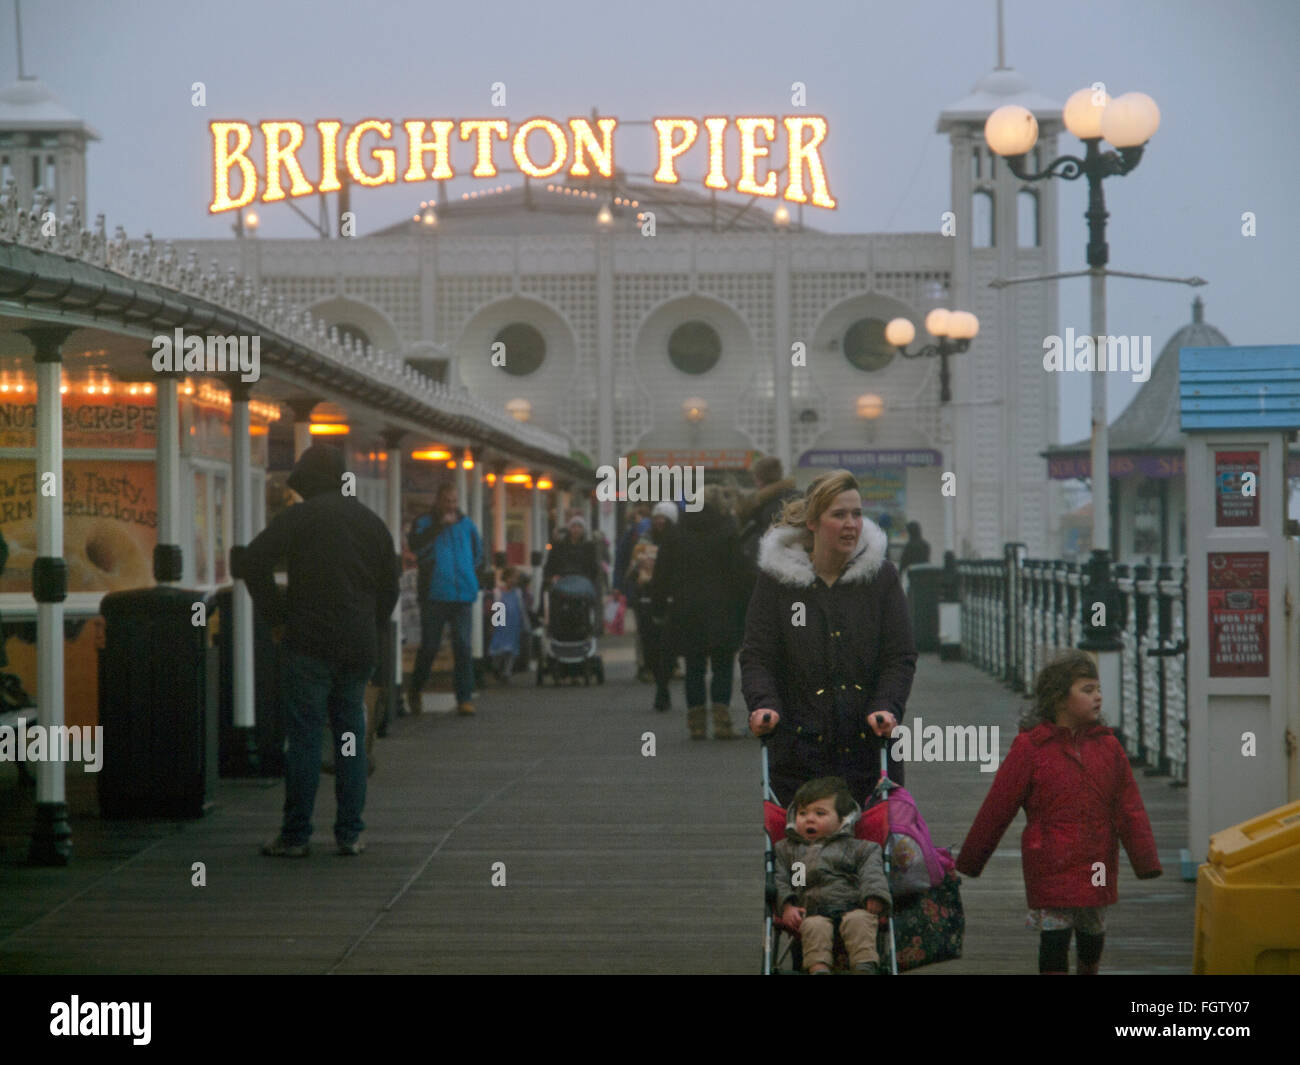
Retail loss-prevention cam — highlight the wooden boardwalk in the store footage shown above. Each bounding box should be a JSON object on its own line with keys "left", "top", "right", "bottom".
{"left": 0, "top": 637, "right": 1195, "bottom": 975}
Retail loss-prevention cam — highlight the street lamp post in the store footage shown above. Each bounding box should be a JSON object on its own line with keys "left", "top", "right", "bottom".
{"left": 985, "top": 87, "right": 1160, "bottom": 653}
{"left": 885, "top": 308, "right": 978, "bottom": 653}
{"left": 885, "top": 309, "right": 980, "bottom": 405}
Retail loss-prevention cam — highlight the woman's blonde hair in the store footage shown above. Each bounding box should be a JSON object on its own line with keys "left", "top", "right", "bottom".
{"left": 777, "top": 469, "right": 861, "bottom": 549}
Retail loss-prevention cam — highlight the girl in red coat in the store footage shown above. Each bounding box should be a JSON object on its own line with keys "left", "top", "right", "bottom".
{"left": 956, "top": 650, "right": 1162, "bottom": 974}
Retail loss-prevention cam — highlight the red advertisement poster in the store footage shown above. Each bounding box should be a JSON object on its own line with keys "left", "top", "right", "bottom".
{"left": 1208, "top": 551, "right": 1269, "bottom": 677}
{"left": 1215, "top": 450, "right": 1260, "bottom": 526}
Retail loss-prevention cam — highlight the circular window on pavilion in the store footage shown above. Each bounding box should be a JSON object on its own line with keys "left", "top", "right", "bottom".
{"left": 493, "top": 322, "right": 547, "bottom": 376}
{"left": 667, "top": 320, "right": 722, "bottom": 375}
{"left": 842, "top": 317, "right": 896, "bottom": 372}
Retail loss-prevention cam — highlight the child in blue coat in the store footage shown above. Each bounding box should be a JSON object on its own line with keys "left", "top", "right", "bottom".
{"left": 489, "top": 567, "right": 526, "bottom": 684}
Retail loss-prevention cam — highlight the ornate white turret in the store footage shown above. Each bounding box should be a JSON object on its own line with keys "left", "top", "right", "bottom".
{"left": 0, "top": 76, "right": 99, "bottom": 219}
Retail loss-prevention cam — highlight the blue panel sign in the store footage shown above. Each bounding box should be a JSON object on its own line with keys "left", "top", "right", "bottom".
{"left": 1180, "top": 345, "right": 1300, "bottom": 431}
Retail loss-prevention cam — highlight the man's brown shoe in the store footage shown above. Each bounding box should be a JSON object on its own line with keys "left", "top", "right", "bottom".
{"left": 457, "top": 701, "right": 476, "bottom": 715}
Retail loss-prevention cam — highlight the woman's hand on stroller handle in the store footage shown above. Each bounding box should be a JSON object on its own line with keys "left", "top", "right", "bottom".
{"left": 749, "top": 709, "right": 780, "bottom": 737}
{"left": 868, "top": 710, "right": 897, "bottom": 737}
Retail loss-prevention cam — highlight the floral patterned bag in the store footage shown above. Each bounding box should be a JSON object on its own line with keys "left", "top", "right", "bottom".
{"left": 891, "top": 862, "right": 965, "bottom": 972}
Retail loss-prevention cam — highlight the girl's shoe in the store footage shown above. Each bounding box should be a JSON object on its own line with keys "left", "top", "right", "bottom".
{"left": 687, "top": 706, "right": 708, "bottom": 740}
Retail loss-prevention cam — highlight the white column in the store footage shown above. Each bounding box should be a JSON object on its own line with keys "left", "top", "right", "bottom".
{"left": 529, "top": 470, "right": 545, "bottom": 563}
{"left": 455, "top": 455, "right": 468, "bottom": 509}
{"left": 288, "top": 397, "right": 318, "bottom": 461}
{"left": 231, "top": 386, "right": 255, "bottom": 738}
{"left": 384, "top": 433, "right": 403, "bottom": 691}
{"left": 493, "top": 469, "right": 507, "bottom": 556}
{"left": 467, "top": 448, "right": 485, "bottom": 661}
{"left": 469, "top": 448, "right": 485, "bottom": 536}
{"left": 27, "top": 327, "right": 73, "bottom": 863}
{"left": 773, "top": 230, "right": 792, "bottom": 470}
{"left": 596, "top": 232, "right": 616, "bottom": 546}
{"left": 154, "top": 376, "right": 183, "bottom": 582}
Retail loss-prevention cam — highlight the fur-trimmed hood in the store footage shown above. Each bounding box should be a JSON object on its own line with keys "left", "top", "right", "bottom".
{"left": 756, "top": 520, "right": 890, "bottom": 587}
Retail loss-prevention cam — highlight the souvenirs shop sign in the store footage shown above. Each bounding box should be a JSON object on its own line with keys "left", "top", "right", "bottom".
{"left": 209, "top": 116, "right": 836, "bottom": 213}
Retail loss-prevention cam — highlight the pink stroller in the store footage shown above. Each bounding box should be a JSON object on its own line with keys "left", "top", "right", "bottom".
{"left": 761, "top": 721, "right": 965, "bottom": 974}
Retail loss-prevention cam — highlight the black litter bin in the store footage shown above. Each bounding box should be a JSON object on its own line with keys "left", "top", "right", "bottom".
{"left": 98, "top": 587, "right": 219, "bottom": 818}
{"left": 905, "top": 564, "right": 942, "bottom": 653}
{"left": 213, "top": 586, "right": 285, "bottom": 777}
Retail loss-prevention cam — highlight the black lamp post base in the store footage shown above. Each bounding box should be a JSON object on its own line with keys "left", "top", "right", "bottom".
{"left": 1078, "top": 547, "right": 1124, "bottom": 652}
{"left": 28, "top": 801, "right": 73, "bottom": 866}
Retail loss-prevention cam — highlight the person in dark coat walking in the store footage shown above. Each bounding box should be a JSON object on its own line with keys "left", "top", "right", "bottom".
{"left": 898, "top": 520, "right": 931, "bottom": 579}
{"left": 653, "top": 487, "right": 745, "bottom": 739}
{"left": 243, "top": 443, "right": 401, "bottom": 857}
{"left": 736, "top": 457, "right": 798, "bottom": 617}
{"left": 543, "top": 515, "right": 601, "bottom": 590}
{"left": 627, "top": 502, "right": 678, "bottom": 710}
{"left": 742, "top": 469, "right": 918, "bottom": 805}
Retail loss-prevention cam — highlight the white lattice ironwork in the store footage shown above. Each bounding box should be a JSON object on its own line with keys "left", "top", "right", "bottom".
{"left": 0, "top": 185, "right": 569, "bottom": 458}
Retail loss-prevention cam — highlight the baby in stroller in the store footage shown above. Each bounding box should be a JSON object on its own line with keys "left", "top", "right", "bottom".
{"left": 774, "top": 777, "right": 892, "bottom": 974}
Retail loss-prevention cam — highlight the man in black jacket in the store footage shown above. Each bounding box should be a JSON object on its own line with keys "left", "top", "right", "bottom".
{"left": 243, "top": 443, "right": 401, "bottom": 857}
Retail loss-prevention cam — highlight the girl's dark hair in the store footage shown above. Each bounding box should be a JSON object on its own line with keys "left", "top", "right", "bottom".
{"left": 791, "top": 776, "right": 856, "bottom": 818}
{"left": 1020, "top": 649, "right": 1101, "bottom": 731}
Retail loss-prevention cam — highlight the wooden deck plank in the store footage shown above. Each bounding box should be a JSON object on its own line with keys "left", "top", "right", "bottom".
{"left": 0, "top": 637, "right": 1195, "bottom": 974}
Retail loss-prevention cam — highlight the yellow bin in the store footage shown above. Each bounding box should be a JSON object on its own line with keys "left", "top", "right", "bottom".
{"left": 1193, "top": 799, "right": 1300, "bottom": 974}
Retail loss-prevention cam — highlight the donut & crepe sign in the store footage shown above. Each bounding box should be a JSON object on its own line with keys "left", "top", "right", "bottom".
{"left": 207, "top": 116, "right": 837, "bottom": 213}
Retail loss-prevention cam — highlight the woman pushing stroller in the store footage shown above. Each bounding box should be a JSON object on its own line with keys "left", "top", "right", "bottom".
{"left": 741, "top": 469, "right": 918, "bottom": 805}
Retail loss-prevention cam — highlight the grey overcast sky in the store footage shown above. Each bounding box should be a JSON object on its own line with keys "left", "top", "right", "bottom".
{"left": 4, "top": 0, "right": 1297, "bottom": 445}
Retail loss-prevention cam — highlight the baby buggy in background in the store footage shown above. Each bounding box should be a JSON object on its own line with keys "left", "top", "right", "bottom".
{"left": 762, "top": 741, "right": 965, "bottom": 974}
{"left": 536, "top": 574, "right": 605, "bottom": 686}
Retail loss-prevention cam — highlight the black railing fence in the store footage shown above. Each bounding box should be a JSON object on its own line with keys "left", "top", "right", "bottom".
{"left": 955, "top": 547, "right": 1188, "bottom": 783}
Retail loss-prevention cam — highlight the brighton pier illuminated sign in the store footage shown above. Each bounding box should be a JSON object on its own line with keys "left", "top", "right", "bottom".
{"left": 208, "top": 116, "right": 836, "bottom": 213}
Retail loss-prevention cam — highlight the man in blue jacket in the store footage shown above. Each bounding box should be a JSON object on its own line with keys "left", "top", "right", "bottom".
{"left": 408, "top": 482, "right": 483, "bottom": 715}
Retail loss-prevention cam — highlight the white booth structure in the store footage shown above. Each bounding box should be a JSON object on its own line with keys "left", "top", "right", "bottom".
{"left": 1179, "top": 345, "right": 1300, "bottom": 867}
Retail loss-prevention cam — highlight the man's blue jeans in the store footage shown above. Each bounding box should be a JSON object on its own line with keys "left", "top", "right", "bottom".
{"left": 280, "top": 646, "right": 369, "bottom": 846}
{"left": 409, "top": 599, "right": 475, "bottom": 703}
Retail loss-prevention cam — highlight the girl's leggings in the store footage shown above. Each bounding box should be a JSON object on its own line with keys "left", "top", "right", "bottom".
{"left": 1039, "top": 929, "right": 1105, "bottom": 973}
